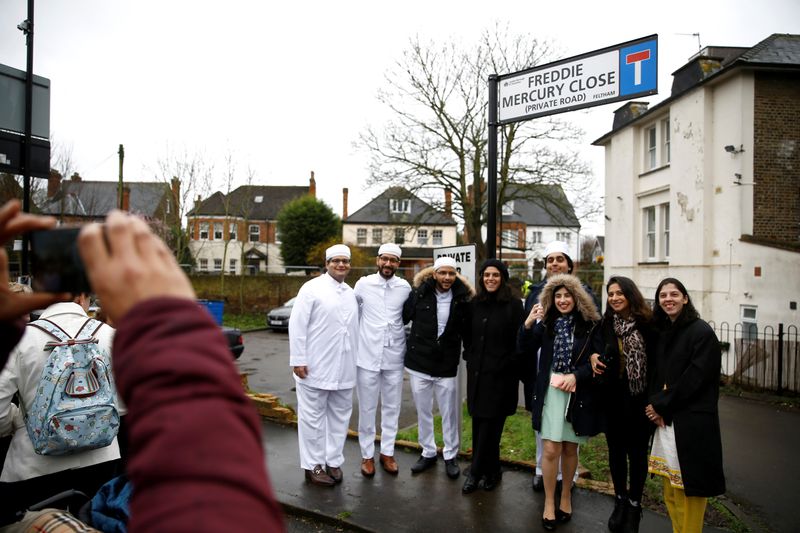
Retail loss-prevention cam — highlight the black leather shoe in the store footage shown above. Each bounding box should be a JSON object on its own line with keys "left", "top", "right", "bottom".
{"left": 482, "top": 471, "right": 502, "bottom": 491}
{"left": 622, "top": 501, "right": 642, "bottom": 533}
{"left": 305, "top": 464, "right": 335, "bottom": 487}
{"left": 444, "top": 458, "right": 461, "bottom": 479}
{"left": 541, "top": 516, "right": 557, "bottom": 531}
{"left": 462, "top": 474, "right": 479, "bottom": 494}
{"left": 410, "top": 455, "right": 437, "bottom": 474}
{"left": 608, "top": 495, "right": 627, "bottom": 532}
{"left": 532, "top": 474, "right": 544, "bottom": 492}
{"left": 556, "top": 508, "right": 571, "bottom": 523}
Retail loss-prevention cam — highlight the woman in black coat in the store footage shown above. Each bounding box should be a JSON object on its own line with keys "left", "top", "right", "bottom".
{"left": 590, "top": 276, "right": 654, "bottom": 533}
{"left": 646, "top": 278, "right": 725, "bottom": 533}
{"left": 461, "top": 259, "right": 524, "bottom": 494}
{"left": 525, "top": 273, "right": 602, "bottom": 530}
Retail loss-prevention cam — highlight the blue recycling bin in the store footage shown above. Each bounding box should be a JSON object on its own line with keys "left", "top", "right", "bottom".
{"left": 198, "top": 299, "right": 224, "bottom": 325}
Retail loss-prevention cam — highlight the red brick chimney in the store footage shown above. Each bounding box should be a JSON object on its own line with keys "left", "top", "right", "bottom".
{"left": 70, "top": 172, "right": 82, "bottom": 182}
{"left": 47, "top": 169, "right": 62, "bottom": 198}
{"left": 171, "top": 177, "right": 180, "bottom": 207}
{"left": 122, "top": 186, "right": 131, "bottom": 212}
{"left": 444, "top": 189, "right": 452, "bottom": 217}
{"left": 342, "top": 188, "right": 349, "bottom": 219}
{"left": 309, "top": 171, "right": 316, "bottom": 198}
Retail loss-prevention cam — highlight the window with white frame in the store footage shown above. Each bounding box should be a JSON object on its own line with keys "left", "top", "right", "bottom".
{"left": 644, "top": 116, "right": 670, "bottom": 171}
{"left": 372, "top": 228, "right": 382, "bottom": 244}
{"left": 390, "top": 199, "right": 411, "bottom": 214}
{"left": 357, "top": 228, "right": 367, "bottom": 245}
{"left": 199, "top": 222, "right": 209, "bottom": 240}
{"left": 641, "top": 202, "right": 670, "bottom": 261}
{"left": 501, "top": 229, "right": 518, "bottom": 248}
{"left": 432, "top": 229, "right": 443, "bottom": 246}
{"left": 530, "top": 231, "right": 542, "bottom": 244}
{"left": 417, "top": 229, "right": 428, "bottom": 245}
{"left": 229, "top": 259, "right": 237, "bottom": 274}
{"left": 249, "top": 224, "right": 260, "bottom": 243}
{"left": 394, "top": 228, "right": 405, "bottom": 244}
{"left": 213, "top": 259, "right": 222, "bottom": 272}
{"left": 228, "top": 222, "right": 237, "bottom": 241}
{"left": 556, "top": 232, "right": 571, "bottom": 244}
{"left": 199, "top": 258, "right": 208, "bottom": 271}
{"left": 741, "top": 305, "right": 758, "bottom": 341}
{"left": 213, "top": 223, "right": 223, "bottom": 240}
{"left": 502, "top": 201, "right": 514, "bottom": 216}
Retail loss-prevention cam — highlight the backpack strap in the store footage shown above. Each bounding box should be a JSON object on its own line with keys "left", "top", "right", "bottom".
{"left": 76, "top": 318, "right": 104, "bottom": 339}
{"left": 28, "top": 319, "right": 72, "bottom": 343}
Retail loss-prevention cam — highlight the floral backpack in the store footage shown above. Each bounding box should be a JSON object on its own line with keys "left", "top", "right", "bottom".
{"left": 23, "top": 318, "right": 120, "bottom": 456}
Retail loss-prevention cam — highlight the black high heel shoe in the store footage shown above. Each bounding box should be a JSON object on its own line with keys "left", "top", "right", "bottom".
{"left": 556, "top": 508, "right": 572, "bottom": 523}
{"left": 541, "top": 515, "right": 557, "bottom": 531}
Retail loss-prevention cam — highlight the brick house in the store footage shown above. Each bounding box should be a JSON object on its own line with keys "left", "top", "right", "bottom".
{"left": 39, "top": 170, "right": 179, "bottom": 227}
{"left": 342, "top": 186, "right": 458, "bottom": 277}
{"left": 187, "top": 174, "right": 314, "bottom": 274}
{"left": 593, "top": 33, "right": 800, "bottom": 328}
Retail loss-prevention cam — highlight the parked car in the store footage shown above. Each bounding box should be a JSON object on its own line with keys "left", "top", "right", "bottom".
{"left": 222, "top": 326, "right": 245, "bottom": 359}
{"left": 266, "top": 297, "right": 296, "bottom": 331}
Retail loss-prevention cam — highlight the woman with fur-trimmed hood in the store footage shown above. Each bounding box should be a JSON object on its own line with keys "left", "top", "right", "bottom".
{"left": 524, "top": 273, "right": 602, "bottom": 530}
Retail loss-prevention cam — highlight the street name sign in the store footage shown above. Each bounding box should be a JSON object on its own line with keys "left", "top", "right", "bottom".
{"left": 498, "top": 35, "right": 658, "bottom": 124}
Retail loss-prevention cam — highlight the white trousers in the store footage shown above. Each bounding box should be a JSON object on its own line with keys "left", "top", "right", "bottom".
{"left": 357, "top": 367, "right": 404, "bottom": 458}
{"left": 295, "top": 381, "right": 353, "bottom": 470}
{"left": 535, "top": 429, "right": 580, "bottom": 482}
{"left": 408, "top": 373, "right": 459, "bottom": 460}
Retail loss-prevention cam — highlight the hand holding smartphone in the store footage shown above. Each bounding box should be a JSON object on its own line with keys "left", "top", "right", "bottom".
{"left": 29, "top": 227, "right": 92, "bottom": 294}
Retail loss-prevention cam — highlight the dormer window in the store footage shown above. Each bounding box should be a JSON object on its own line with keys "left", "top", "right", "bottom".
{"left": 254, "top": 196, "right": 263, "bottom": 203}
{"left": 502, "top": 201, "right": 514, "bottom": 216}
{"left": 390, "top": 199, "right": 410, "bottom": 214}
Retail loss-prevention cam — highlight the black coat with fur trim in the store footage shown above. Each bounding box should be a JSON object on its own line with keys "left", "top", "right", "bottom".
{"left": 402, "top": 267, "right": 473, "bottom": 378}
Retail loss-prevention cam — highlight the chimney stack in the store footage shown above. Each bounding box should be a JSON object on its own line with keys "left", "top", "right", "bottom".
{"left": 309, "top": 171, "right": 317, "bottom": 198}
{"left": 444, "top": 189, "right": 452, "bottom": 217}
{"left": 47, "top": 169, "right": 62, "bottom": 198}
{"left": 70, "top": 172, "right": 82, "bottom": 182}
{"left": 342, "top": 188, "right": 349, "bottom": 219}
{"left": 122, "top": 186, "right": 131, "bottom": 212}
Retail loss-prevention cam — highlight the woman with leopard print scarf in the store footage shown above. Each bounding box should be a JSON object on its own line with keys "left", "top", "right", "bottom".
{"left": 590, "top": 276, "right": 655, "bottom": 533}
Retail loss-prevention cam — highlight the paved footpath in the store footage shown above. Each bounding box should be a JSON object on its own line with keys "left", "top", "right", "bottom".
{"left": 260, "top": 420, "right": 728, "bottom": 533}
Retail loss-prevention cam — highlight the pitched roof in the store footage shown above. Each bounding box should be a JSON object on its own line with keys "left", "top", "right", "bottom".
{"left": 188, "top": 185, "right": 309, "bottom": 219}
{"left": 594, "top": 33, "right": 800, "bottom": 145}
{"left": 40, "top": 181, "right": 168, "bottom": 218}
{"left": 501, "top": 184, "right": 580, "bottom": 228}
{"left": 345, "top": 187, "right": 456, "bottom": 225}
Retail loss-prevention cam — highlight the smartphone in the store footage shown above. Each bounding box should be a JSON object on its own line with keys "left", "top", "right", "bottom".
{"left": 29, "top": 227, "right": 92, "bottom": 294}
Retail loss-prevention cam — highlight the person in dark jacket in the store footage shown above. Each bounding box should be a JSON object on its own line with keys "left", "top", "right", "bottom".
{"left": 460, "top": 259, "right": 524, "bottom": 494}
{"left": 403, "top": 257, "right": 473, "bottom": 479}
{"left": 518, "top": 240, "right": 599, "bottom": 492}
{"left": 646, "top": 278, "right": 725, "bottom": 533}
{"left": 590, "top": 276, "right": 654, "bottom": 533}
{"left": 526, "top": 273, "right": 602, "bottom": 531}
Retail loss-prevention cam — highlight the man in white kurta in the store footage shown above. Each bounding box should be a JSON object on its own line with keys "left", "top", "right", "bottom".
{"left": 289, "top": 244, "right": 359, "bottom": 487}
{"left": 354, "top": 243, "right": 411, "bottom": 477}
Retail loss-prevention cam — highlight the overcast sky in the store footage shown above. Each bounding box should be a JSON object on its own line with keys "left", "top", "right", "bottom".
{"left": 2, "top": 0, "right": 799, "bottom": 235}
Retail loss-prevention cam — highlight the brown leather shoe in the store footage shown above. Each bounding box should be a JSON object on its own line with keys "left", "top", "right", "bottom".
{"left": 361, "top": 458, "right": 376, "bottom": 477}
{"left": 305, "top": 464, "right": 335, "bottom": 487}
{"left": 326, "top": 465, "right": 343, "bottom": 484}
{"left": 380, "top": 454, "right": 399, "bottom": 475}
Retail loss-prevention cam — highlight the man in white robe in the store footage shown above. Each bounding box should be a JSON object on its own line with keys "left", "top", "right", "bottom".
{"left": 354, "top": 243, "right": 411, "bottom": 477}
{"left": 289, "top": 244, "right": 359, "bottom": 487}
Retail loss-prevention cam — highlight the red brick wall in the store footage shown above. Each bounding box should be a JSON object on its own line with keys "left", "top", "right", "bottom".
{"left": 753, "top": 72, "right": 800, "bottom": 245}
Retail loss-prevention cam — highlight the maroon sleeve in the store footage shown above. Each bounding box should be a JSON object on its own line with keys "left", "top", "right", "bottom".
{"left": 0, "top": 318, "right": 24, "bottom": 371}
{"left": 113, "top": 298, "right": 285, "bottom": 532}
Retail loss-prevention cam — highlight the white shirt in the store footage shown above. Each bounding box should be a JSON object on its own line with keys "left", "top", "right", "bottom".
{"left": 435, "top": 289, "right": 453, "bottom": 338}
{"left": 354, "top": 273, "right": 411, "bottom": 372}
{"left": 289, "top": 273, "right": 359, "bottom": 390}
{"left": 0, "top": 302, "right": 120, "bottom": 482}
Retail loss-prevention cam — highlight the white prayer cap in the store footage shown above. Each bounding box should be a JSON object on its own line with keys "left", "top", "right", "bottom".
{"left": 433, "top": 256, "right": 458, "bottom": 271}
{"left": 377, "top": 243, "right": 402, "bottom": 259}
{"left": 543, "top": 240, "right": 571, "bottom": 260}
{"left": 326, "top": 244, "right": 351, "bottom": 260}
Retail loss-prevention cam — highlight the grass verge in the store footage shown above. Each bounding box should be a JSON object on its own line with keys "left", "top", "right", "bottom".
{"left": 397, "top": 406, "right": 744, "bottom": 531}
{"left": 223, "top": 312, "right": 265, "bottom": 331}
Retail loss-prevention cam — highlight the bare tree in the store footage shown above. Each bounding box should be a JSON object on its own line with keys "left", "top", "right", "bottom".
{"left": 358, "top": 27, "right": 598, "bottom": 262}
{"left": 152, "top": 145, "right": 214, "bottom": 262}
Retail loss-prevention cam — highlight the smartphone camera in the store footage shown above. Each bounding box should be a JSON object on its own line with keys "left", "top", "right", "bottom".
{"left": 29, "top": 227, "right": 91, "bottom": 294}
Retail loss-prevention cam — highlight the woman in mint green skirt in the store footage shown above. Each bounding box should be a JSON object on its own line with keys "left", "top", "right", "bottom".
{"left": 525, "top": 274, "right": 602, "bottom": 530}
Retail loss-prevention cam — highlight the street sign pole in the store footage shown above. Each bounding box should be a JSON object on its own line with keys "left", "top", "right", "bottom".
{"left": 21, "top": 0, "right": 35, "bottom": 276}
{"left": 487, "top": 75, "right": 498, "bottom": 260}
